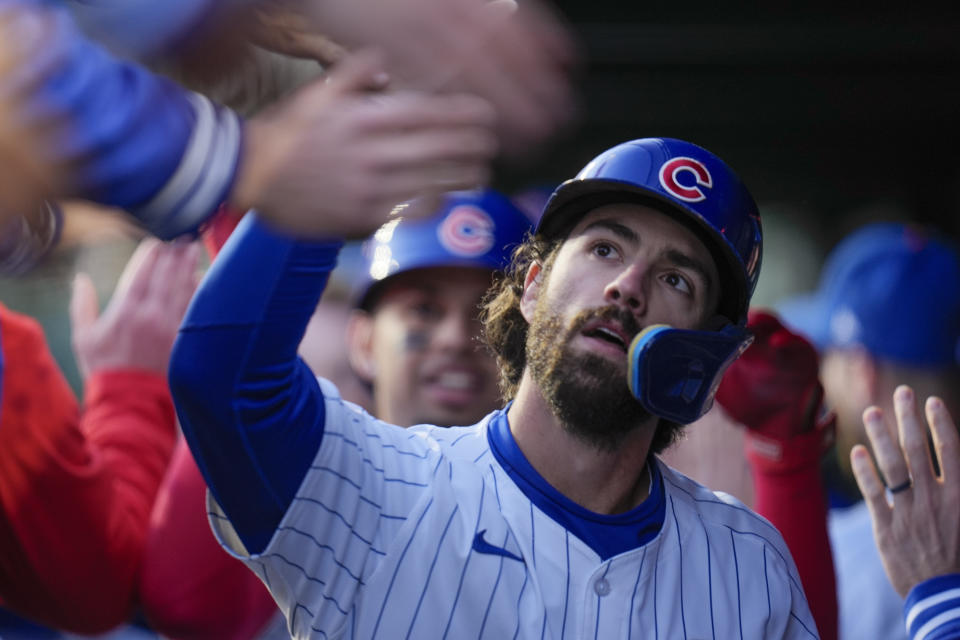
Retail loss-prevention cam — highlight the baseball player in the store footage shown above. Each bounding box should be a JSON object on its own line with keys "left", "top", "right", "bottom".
{"left": 346, "top": 189, "right": 533, "bottom": 427}
{"left": 138, "top": 191, "right": 531, "bottom": 638}
{"left": 171, "top": 137, "right": 817, "bottom": 638}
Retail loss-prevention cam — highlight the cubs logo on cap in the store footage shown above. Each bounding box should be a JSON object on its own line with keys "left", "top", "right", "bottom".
{"left": 658, "top": 157, "right": 713, "bottom": 203}
{"left": 353, "top": 189, "right": 533, "bottom": 310}
{"left": 438, "top": 205, "right": 496, "bottom": 257}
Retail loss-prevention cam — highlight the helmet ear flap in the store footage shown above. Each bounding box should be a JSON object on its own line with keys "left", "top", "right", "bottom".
{"left": 627, "top": 324, "right": 754, "bottom": 424}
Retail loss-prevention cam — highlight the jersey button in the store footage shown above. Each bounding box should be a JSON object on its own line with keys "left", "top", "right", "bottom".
{"left": 594, "top": 578, "right": 611, "bottom": 596}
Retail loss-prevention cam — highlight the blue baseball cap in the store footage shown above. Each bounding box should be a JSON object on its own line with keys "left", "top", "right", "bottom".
{"left": 778, "top": 222, "right": 960, "bottom": 368}
{"left": 353, "top": 189, "right": 532, "bottom": 310}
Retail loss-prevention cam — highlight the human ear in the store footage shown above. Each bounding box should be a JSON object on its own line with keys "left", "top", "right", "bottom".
{"left": 346, "top": 310, "right": 376, "bottom": 382}
{"left": 519, "top": 262, "right": 543, "bottom": 324}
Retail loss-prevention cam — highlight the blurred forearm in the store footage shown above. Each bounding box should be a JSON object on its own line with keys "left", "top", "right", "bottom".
{"left": 0, "top": 1, "right": 241, "bottom": 239}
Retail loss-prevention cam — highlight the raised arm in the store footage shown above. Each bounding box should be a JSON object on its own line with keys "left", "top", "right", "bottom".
{"left": 169, "top": 55, "right": 496, "bottom": 553}
{"left": 0, "top": 1, "right": 241, "bottom": 238}
{"left": 2, "top": 0, "right": 568, "bottom": 245}
{"left": 169, "top": 212, "right": 338, "bottom": 553}
{"left": 0, "top": 239, "right": 198, "bottom": 633}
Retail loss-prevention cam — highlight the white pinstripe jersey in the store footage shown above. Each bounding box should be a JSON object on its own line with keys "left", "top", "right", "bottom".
{"left": 210, "top": 380, "right": 818, "bottom": 639}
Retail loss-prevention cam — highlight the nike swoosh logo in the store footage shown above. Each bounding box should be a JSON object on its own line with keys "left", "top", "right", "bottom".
{"left": 472, "top": 529, "right": 523, "bottom": 563}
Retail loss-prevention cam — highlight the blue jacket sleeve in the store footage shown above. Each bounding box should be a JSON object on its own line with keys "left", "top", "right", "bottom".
{"left": 170, "top": 213, "right": 343, "bottom": 553}
{"left": 0, "top": 0, "right": 241, "bottom": 239}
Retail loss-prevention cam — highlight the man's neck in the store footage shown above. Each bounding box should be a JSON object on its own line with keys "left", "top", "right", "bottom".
{"left": 506, "top": 372, "right": 657, "bottom": 515}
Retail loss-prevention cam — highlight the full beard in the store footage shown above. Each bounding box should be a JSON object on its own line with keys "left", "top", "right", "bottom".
{"left": 526, "top": 301, "right": 655, "bottom": 452}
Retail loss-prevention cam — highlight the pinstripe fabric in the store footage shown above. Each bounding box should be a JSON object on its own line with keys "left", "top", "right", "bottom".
{"left": 904, "top": 575, "right": 960, "bottom": 640}
{"left": 210, "top": 380, "right": 818, "bottom": 639}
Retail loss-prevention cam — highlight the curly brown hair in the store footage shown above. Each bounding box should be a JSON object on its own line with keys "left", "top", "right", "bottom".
{"left": 480, "top": 232, "right": 561, "bottom": 400}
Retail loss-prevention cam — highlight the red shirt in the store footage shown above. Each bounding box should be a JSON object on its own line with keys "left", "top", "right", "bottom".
{"left": 0, "top": 304, "right": 176, "bottom": 633}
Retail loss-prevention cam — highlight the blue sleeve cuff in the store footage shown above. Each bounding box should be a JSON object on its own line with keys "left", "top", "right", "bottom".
{"left": 905, "top": 573, "right": 960, "bottom": 640}
{"left": 129, "top": 93, "right": 242, "bottom": 240}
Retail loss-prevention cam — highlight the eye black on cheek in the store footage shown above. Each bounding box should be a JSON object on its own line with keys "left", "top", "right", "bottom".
{"left": 402, "top": 330, "right": 429, "bottom": 351}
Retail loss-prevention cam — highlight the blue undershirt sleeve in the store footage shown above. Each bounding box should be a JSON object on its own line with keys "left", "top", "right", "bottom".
{"left": 169, "top": 213, "right": 343, "bottom": 553}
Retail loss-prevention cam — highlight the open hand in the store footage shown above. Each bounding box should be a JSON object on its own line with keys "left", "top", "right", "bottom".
{"left": 851, "top": 385, "right": 960, "bottom": 597}
{"left": 230, "top": 51, "right": 498, "bottom": 239}
{"left": 301, "top": 0, "right": 578, "bottom": 156}
{"left": 70, "top": 239, "right": 201, "bottom": 378}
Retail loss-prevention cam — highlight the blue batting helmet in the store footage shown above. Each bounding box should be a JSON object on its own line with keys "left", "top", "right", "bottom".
{"left": 354, "top": 189, "right": 533, "bottom": 310}
{"left": 536, "top": 137, "right": 762, "bottom": 326}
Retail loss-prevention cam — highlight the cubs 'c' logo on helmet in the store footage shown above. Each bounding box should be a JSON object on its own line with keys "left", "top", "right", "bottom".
{"left": 438, "top": 205, "right": 496, "bottom": 257}
{"left": 658, "top": 157, "right": 713, "bottom": 203}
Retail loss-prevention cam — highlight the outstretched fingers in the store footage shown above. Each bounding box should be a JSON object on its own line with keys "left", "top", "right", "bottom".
{"left": 110, "top": 238, "right": 163, "bottom": 307}
{"left": 69, "top": 272, "right": 99, "bottom": 334}
{"left": 851, "top": 414, "right": 892, "bottom": 530}
{"left": 357, "top": 90, "right": 498, "bottom": 135}
{"left": 145, "top": 241, "right": 202, "bottom": 321}
{"left": 894, "top": 385, "right": 938, "bottom": 497}
{"left": 928, "top": 396, "right": 960, "bottom": 488}
{"left": 863, "top": 398, "right": 912, "bottom": 498}
{"left": 852, "top": 386, "right": 960, "bottom": 597}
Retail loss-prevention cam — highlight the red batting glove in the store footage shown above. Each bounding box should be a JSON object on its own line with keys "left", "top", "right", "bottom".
{"left": 715, "top": 309, "right": 835, "bottom": 473}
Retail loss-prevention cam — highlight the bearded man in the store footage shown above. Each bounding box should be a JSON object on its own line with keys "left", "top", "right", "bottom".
{"left": 170, "top": 139, "right": 817, "bottom": 638}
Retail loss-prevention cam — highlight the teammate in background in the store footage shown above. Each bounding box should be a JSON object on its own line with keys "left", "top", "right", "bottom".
{"left": 0, "top": 0, "right": 573, "bottom": 258}
{"left": 0, "top": 239, "right": 199, "bottom": 633}
{"left": 171, "top": 137, "right": 817, "bottom": 637}
{"left": 851, "top": 386, "right": 960, "bottom": 640}
{"left": 778, "top": 222, "right": 960, "bottom": 640}
{"left": 139, "top": 191, "right": 531, "bottom": 638}
{"left": 345, "top": 189, "right": 532, "bottom": 428}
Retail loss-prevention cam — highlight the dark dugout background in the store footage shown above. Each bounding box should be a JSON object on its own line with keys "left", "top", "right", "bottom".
{"left": 499, "top": 2, "right": 960, "bottom": 247}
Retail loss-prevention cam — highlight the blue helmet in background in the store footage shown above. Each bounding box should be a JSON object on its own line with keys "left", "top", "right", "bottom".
{"left": 537, "top": 137, "right": 762, "bottom": 326}
{"left": 535, "top": 138, "right": 764, "bottom": 424}
{"left": 354, "top": 189, "right": 533, "bottom": 310}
